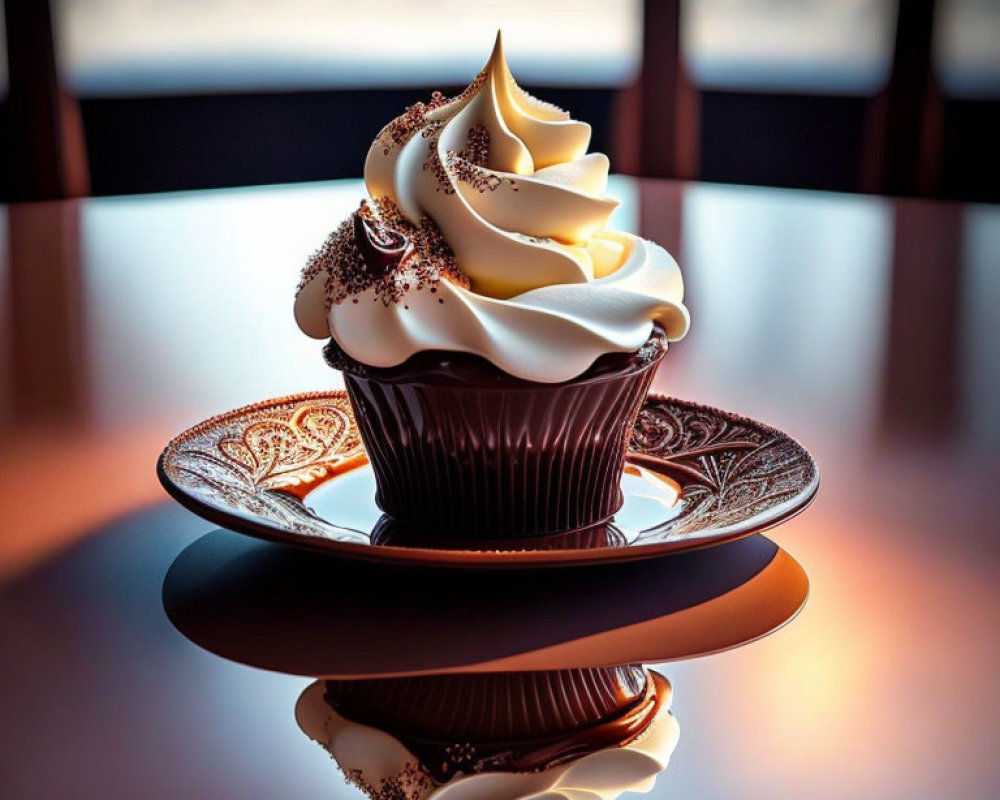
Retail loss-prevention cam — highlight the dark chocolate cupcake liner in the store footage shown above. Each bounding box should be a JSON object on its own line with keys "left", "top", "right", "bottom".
{"left": 344, "top": 358, "right": 660, "bottom": 537}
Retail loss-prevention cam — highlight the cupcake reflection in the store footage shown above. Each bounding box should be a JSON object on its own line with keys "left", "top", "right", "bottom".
{"left": 370, "top": 515, "right": 631, "bottom": 552}
{"left": 296, "top": 667, "right": 679, "bottom": 799}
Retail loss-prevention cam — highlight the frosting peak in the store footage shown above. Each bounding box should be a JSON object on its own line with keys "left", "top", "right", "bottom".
{"left": 364, "top": 31, "right": 627, "bottom": 299}
{"left": 295, "top": 32, "right": 690, "bottom": 383}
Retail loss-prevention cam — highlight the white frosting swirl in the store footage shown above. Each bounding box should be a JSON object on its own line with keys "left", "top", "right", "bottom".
{"left": 295, "top": 675, "right": 680, "bottom": 800}
{"left": 295, "top": 32, "right": 689, "bottom": 383}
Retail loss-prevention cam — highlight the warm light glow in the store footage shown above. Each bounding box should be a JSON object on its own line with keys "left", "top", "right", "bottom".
{"left": 656, "top": 501, "right": 1000, "bottom": 799}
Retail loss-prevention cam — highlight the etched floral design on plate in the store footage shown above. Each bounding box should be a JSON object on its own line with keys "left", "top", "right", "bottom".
{"left": 160, "top": 393, "right": 369, "bottom": 542}
{"left": 630, "top": 397, "right": 819, "bottom": 541}
{"left": 158, "top": 391, "right": 817, "bottom": 558}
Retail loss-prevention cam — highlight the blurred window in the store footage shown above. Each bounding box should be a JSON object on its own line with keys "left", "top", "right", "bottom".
{"left": 960, "top": 204, "right": 1000, "bottom": 445}
{"left": 54, "top": 0, "right": 641, "bottom": 96}
{"left": 0, "top": 1, "right": 7, "bottom": 96}
{"left": 682, "top": 185, "right": 893, "bottom": 431}
{"left": 0, "top": 207, "right": 8, "bottom": 420}
{"left": 935, "top": 0, "right": 1000, "bottom": 97}
{"left": 683, "top": 0, "right": 899, "bottom": 94}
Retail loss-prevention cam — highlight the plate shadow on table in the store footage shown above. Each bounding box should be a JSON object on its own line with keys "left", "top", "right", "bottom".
{"left": 163, "top": 528, "right": 809, "bottom": 678}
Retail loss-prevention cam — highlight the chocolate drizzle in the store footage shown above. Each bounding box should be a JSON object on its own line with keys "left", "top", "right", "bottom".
{"left": 298, "top": 198, "right": 469, "bottom": 307}
{"left": 354, "top": 212, "right": 410, "bottom": 279}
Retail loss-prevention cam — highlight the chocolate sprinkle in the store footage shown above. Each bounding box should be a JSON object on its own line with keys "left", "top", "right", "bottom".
{"left": 301, "top": 67, "right": 544, "bottom": 308}
{"left": 447, "top": 125, "right": 519, "bottom": 194}
{"left": 298, "top": 198, "right": 469, "bottom": 308}
{"left": 425, "top": 124, "right": 519, "bottom": 195}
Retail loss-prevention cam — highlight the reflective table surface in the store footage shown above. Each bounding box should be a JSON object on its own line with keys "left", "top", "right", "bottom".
{"left": 1, "top": 178, "right": 998, "bottom": 799}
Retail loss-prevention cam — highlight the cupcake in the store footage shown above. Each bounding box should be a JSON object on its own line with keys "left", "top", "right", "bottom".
{"left": 295, "top": 33, "right": 689, "bottom": 537}
{"left": 296, "top": 667, "right": 679, "bottom": 799}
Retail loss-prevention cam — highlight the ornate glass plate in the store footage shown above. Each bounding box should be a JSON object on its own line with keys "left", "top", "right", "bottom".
{"left": 157, "top": 391, "right": 819, "bottom": 568}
